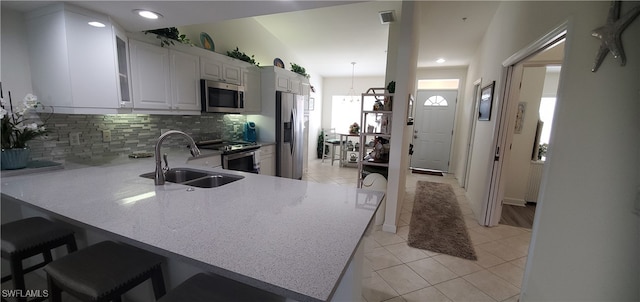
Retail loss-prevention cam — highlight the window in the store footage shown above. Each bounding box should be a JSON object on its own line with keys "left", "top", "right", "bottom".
{"left": 424, "top": 95, "right": 449, "bottom": 106}
{"left": 331, "top": 96, "right": 361, "bottom": 134}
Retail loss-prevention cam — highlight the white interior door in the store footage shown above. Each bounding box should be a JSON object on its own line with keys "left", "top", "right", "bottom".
{"left": 411, "top": 90, "right": 457, "bottom": 171}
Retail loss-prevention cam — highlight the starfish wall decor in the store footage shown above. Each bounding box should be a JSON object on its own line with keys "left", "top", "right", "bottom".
{"left": 591, "top": 1, "right": 640, "bottom": 72}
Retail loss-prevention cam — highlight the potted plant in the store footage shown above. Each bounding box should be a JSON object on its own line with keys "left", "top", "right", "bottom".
{"left": 1, "top": 92, "right": 50, "bottom": 169}
{"left": 290, "top": 63, "right": 310, "bottom": 78}
{"left": 227, "top": 47, "right": 260, "bottom": 66}
{"left": 316, "top": 129, "right": 325, "bottom": 159}
{"left": 144, "top": 27, "right": 191, "bottom": 47}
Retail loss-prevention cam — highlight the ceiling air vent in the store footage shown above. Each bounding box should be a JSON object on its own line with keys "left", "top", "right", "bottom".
{"left": 379, "top": 10, "right": 395, "bottom": 24}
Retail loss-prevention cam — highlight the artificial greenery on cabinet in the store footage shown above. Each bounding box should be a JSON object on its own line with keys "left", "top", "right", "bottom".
{"left": 227, "top": 47, "right": 260, "bottom": 66}
{"left": 144, "top": 27, "right": 191, "bottom": 47}
{"left": 290, "top": 63, "right": 310, "bottom": 78}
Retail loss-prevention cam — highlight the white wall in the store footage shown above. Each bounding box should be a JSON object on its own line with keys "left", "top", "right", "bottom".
{"left": 456, "top": 1, "right": 639, "bottom": 300}
{"left": 504, "top": 67, "right": 545, "bottom": 205}
{"left": 1, "top": 9, "right": 33, "bottom": 99}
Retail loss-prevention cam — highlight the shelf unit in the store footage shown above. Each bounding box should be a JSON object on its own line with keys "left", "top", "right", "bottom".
{"left": 358, "top": 91, "right": 393, "bottom": 188}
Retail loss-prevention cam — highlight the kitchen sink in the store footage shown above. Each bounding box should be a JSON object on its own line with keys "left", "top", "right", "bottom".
{"left": 140, "top": 168, "right": 244, "bottom": 188}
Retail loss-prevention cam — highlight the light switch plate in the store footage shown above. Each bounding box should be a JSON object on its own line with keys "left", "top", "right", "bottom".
{"left": 70, "top": 132, "right": 80, "bottom": 146}
{"left": 102, "top": 130, "right": 111, "bottom": 142}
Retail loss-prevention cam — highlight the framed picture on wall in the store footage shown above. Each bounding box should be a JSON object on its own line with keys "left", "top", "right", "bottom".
{"left": 478, "top": 81, "right": 495, "bottom": 121}
{"left": 308, "top": 98, "right": 315, "bottom": 111}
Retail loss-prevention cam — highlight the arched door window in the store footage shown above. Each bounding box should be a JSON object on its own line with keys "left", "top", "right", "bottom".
{"left": 424, "top": 95, "right": 449, "bottom": 106}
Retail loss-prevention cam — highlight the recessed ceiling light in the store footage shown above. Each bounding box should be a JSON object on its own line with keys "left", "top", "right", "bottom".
{"left": 134, "top": 9, "right": 162, "bottom": 20}
{"left": 436, "top": 58, "right": 446, "bottom": 64}
{"left": 88, "top": 21, "right": 105, "bottom": 28}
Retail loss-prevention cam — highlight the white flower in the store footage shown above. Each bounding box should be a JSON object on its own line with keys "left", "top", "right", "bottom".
{"left": 23, "top": 93, "right": 38, "bottom": 108}
{"left": 25, "top": 123, "right": 39, "bottom": 131}
{"left": 0, "top": 97, "right": 6, "bottom": 107}
{"left": 0, "top": 107, "right": 6, "bottom": 119}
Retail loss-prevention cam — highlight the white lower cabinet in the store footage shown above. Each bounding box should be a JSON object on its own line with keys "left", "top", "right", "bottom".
{"left": 129, "top": 39, "right": 200, "bottom": 113}
{"left": 260, "top": 145, "right": 276, "bottom": 176}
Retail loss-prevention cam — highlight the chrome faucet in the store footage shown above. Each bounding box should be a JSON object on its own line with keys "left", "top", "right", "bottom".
{"left": 154, "top": 130, "right": 201, "bottom": 185}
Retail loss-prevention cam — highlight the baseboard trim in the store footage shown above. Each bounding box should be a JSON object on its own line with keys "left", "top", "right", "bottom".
{"left": 503, "top": 198, "right": 526, "bottom": 207}
{"left": 382, "top": 223, "right": 397, "bottom": 234}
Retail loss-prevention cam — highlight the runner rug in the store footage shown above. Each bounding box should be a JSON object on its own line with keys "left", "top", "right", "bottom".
{"left": 407, "top": 181, "right": 477, "bottom": 260}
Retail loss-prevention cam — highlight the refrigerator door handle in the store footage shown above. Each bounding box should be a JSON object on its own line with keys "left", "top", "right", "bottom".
{"left": 290, "top": 109, "right": 296, "bottom": 155}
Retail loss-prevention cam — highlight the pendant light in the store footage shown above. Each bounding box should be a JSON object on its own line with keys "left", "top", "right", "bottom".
{"left": 345, "top": 62, "right": 358, "bottom": 102}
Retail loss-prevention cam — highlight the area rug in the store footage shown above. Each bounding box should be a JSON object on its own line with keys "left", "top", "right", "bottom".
{"left": 407, "top": 181, "right": 477, "bottom": 260}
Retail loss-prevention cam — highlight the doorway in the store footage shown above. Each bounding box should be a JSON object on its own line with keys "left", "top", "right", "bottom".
{"left": 411, "top": 88, "right": 458, "bottom": 172}
{"left": 485, "top": 26, "right": 566, "bottom": 226}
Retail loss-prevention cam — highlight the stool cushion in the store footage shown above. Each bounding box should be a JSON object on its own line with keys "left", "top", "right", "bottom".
{"left": 159, "top": 273, "right": 283, "bottom": 302}
{"left": 1, "top": 217, "right": 74, "bottom": 255}
{"left": 44, "top": 241, "right": 164, "bottom": 300}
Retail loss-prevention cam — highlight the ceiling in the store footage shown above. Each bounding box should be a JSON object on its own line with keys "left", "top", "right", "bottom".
{"left": 2, "top": 1, "right": 500, "bottom": 78}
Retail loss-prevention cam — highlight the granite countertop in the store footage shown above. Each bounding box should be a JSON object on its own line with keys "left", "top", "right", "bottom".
{"left": 0, "top": 154, "right": 382, "bottom": 302}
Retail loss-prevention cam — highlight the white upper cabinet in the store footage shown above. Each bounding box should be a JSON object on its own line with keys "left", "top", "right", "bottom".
{"left": 25, "top": 3, "right": 130, "bottom": 114}
{"left": 201, "top": 56, "right": 242, "bottom": 85}
{"left": 243, "top": 66, "right": 262, "bottom": 113}
{"left": 170, "top": 51, "right": 201, "bottom": 111}
{"left": 273, "top": 68, "right": 307, "bottom": 94}
{"left": 129, "top": 40, "right": 200, "bottom": 113}
{"left": 129, "top": 40, "right": 171, "bottom": 110}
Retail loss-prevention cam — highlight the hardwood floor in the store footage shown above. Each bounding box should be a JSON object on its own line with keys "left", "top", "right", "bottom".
{"left": 499, "top": 203, "right": 537, "bottom": 229}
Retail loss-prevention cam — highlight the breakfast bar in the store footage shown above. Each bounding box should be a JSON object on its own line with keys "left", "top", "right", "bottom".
{"left": 0, "top": 156, "right": 384, "bottom": 302}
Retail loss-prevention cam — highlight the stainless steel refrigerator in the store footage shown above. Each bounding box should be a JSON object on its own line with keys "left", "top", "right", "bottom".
{"left": 276, "top": 91, "right": 304, "bottom": 179}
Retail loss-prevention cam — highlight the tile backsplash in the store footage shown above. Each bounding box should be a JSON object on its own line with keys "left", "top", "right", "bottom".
{"left": 27, "top": 113, "right": 246, "bottom": 162}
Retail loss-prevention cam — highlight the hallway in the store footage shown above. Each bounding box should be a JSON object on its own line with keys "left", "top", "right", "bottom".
{"left": 305, "top": 159, "right": 532, "bottom": 302}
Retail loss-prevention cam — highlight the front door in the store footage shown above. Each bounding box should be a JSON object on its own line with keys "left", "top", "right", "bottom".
{"left": 411, "top": 90, "right": 457, "bottom": 171}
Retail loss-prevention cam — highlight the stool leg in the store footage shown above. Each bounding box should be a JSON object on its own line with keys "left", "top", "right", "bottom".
{"left": 150, "top": 266, "right": 166, "bottom": 300}
{"left": 46, "top": 274, "right": 62, "bottom": 302}
{"left": 322, "top": 144, "right": 327, "bottom": 163}
{"left": 9, "top": 255, "right": 27, "bottom": 302}
{"left": 43, "top": 250, "right": 53, "bottom": 264}
{"left": 66, "top": 235, "right": 78, "bottom": 253}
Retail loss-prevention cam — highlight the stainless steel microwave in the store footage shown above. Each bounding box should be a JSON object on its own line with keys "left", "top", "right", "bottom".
{"left": 200, "top": 80, "right": 245, "bottom": 113}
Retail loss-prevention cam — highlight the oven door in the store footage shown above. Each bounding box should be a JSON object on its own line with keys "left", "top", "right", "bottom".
{"left": 222, "top": 150, "right": 259, "bottom": 173}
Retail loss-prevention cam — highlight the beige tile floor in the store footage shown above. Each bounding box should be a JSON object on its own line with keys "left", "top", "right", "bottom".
{"left": 304, "top": 159, "right": 531, "bottom": 302}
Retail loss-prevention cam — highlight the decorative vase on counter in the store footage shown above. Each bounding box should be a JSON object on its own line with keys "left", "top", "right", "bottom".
{"left": 1, "top": 148, "right": 30, "bottom": 170}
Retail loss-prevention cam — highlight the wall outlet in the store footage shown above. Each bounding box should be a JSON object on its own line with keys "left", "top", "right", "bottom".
{"left": 69, "top": 132, "right": 80, "bottom": 146}
{"left": 102, "top": 130, "right": 111, "bottom": 142}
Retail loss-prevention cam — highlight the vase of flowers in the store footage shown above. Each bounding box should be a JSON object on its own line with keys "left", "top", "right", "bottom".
{"left": 1, "top": 92, "right": 49, "bottom": 170}
{"left": 349, "top": 122, "right": 360, "bottom": 135}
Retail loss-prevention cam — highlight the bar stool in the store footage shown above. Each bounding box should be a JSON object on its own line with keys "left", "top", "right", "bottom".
{"left": 158, "top": 273, "right": 283, "bottom": 302}
{"left": 44, "top": 240, "right": 166, "bottom": 302}
{"left": 1, "top": 217, "right": 77, "bottom": 302}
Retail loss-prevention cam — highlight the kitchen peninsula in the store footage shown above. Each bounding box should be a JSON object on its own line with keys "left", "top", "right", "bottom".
{"left": 0, "top": 156, "right": 383, "bottom": 302}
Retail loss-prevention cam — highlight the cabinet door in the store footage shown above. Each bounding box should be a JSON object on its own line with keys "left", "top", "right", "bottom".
{"left": 130, "top": 40, "right": 172, "bottom": 109}
{"left": 201, "top": 57, "right": 242, "bottom": 85}
{"left": 222, "top": 64, "right": 242, "bottom": 85}
{"left": 201, "top": 57, "right": 223, "bottom": 81}
{"left": 114, "top": 25, "right": 132, "bottom": 108}
{"left": 289, "top": 76, "right": 302, "bottom": 94}
{"left": 260, "top": 145, "right": 276, "bottom": 176}
{"left": 301, "top": 82, "right": 311, "bottom": 97}
{"left": 170, "top": 50, "right": 200, "bottom": 111}
{"left": 275, "top": 74, "right": 290, "bottom": 92}
{"left": 63, "top": 10, "right": 120, "bottom": 109}
{"left": 242, "top": 67, "right": 261, "bottom": 113}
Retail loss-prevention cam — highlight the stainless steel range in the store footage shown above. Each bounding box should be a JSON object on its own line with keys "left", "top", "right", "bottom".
{"left": 197, "top": 140, "right": 261, "bottom": 173}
